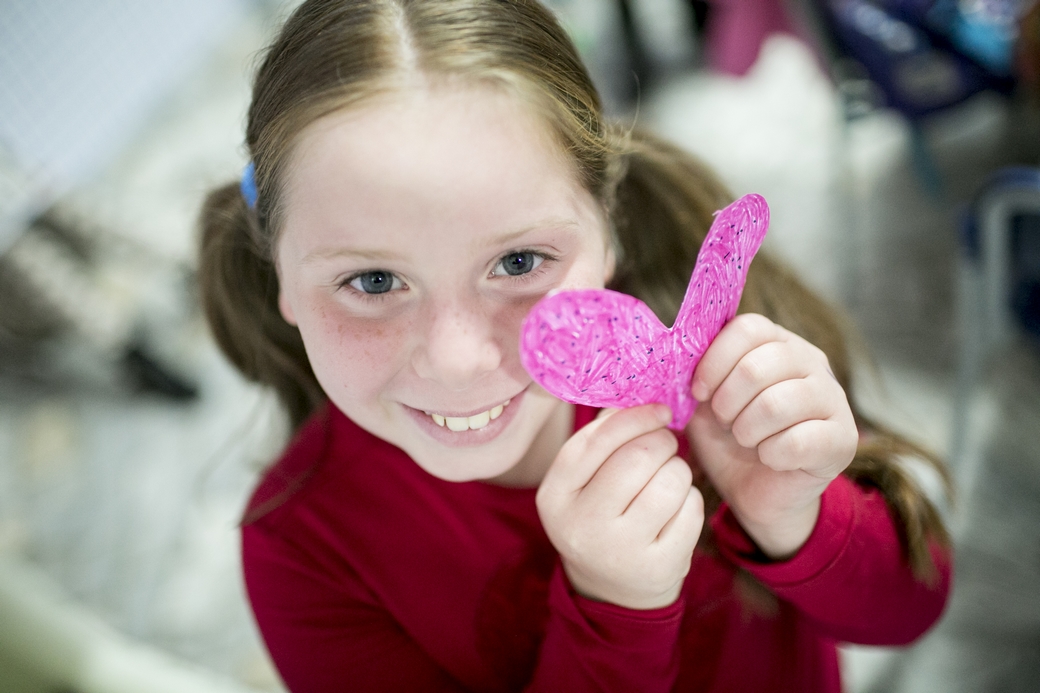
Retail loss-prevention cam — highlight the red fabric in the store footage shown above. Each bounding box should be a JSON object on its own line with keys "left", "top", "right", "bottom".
{"left": 241, "top": 402, "right": 951, "bottom": 692}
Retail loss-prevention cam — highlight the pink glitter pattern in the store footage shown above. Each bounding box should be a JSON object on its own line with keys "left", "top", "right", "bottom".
{"left": 519, "top": 193, "right": 769, "bottom": 430}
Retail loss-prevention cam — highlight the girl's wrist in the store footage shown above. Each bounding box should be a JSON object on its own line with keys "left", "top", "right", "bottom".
{"left": 734, "top": 496, "right": 821, "bottom": 562}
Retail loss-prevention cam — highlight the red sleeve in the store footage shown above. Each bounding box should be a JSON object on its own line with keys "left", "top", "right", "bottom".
{"left": 710, "top": 474, "right": 952, "bottom": 646}
{"left": 527, "top": 563, "right": 685, "bottom": 691}
{"left": 244, "top": 525, "right": 685, "bottom": 692}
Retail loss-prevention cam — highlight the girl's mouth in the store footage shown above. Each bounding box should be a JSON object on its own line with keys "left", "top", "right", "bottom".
{"left": 404, "top": 388, "right": 528, "bottom": 447}
{"left": 424, "top": 399, "right": 512, "bottom": 431}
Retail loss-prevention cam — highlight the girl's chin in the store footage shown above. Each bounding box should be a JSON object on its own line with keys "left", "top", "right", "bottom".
{"left": 411, "top": 454, "right": 522, "bottom": 484}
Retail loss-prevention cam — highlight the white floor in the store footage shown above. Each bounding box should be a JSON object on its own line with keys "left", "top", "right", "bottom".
{"left": 1, "top": 11, "right": 1039, "bottom": 693}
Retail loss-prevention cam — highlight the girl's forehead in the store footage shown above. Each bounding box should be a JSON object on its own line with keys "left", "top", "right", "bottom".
{"left": 277, "top": 83, "right": 604, "bottom": 257}
{"left": 288, "top": 81, "right": 571, "bottom": 179}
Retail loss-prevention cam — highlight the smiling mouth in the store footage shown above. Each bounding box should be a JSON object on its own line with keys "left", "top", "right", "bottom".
{"left": 423, "top": 399, "right": 512, "bottom": 432}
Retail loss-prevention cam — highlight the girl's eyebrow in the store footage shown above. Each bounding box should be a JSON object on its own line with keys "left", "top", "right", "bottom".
{"left": 484, "top": 218, "right": 580, "bottom": 248}
{"left": 301, "top": 218, "right": 580, "bottom": 264}
{"left": 301, "top": 247, "right": 401, "bottom": 264}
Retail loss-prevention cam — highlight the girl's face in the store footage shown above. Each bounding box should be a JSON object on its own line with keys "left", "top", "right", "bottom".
{"left": 275, "top": 84, "right": 614, "bottom": 485}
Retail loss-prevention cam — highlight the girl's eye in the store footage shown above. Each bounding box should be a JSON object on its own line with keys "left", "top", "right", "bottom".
{"left": 493, "top": 252, "right": 544, "bottom": 277}
{"left": 348, "top": 270, "right": 401, "bottom": 294}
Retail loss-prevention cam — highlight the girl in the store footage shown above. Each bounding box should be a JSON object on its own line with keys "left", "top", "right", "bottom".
{"left": 198, "top": 1, "right": 952, "bottom": 691}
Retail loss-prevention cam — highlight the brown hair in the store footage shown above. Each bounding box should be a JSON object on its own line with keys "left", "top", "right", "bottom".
{"left": 198, "top": 0, "right": 949, "bottom": 579}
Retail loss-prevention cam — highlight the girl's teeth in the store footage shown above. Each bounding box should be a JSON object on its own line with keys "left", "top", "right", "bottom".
{"left": 468, "top": 410, "right": 491, "bottom": 430}
{"left": 431, "top": 400, "right": 510, "bottom": 431}
{"left": 445, "top": 417, "right": 469, "bottom": 432}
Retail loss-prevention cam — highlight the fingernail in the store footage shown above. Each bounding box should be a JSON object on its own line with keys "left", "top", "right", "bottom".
{"left": 656, "top": 404, "right": 672, "bottom": 424}
{"left": 691, "top": 379, "right": 709, "bottom": 402}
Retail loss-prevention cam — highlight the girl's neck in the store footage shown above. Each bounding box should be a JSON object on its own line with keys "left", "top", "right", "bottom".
{"left": 486, "top": 401, "right": 574, "bottom": 489}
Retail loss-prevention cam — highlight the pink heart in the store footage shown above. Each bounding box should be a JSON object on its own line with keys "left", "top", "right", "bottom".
{"left": 519, "top": 193, "right": 769, "bottom": 430}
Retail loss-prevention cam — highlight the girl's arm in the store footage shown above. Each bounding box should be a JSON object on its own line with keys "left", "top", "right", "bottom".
{"left": 710, "top": 473, "right": 952, "bottom": 645}
{"left": 686, "top": 313, "right": 950, "bottom": 643}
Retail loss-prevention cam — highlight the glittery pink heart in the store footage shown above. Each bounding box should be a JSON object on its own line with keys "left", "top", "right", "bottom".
{"left": 519, "top": 193, "right": 769, "bottom": 430}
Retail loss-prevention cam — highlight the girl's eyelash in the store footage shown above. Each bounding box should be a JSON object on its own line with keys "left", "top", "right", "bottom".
{"left": 337, "top": 270, "right": 405, "bottom": 301}
{"left": 335, "top": 250, "right": 557, "bottom": 300}
{"left": 492, "top": 249, "right": 558, "bottom": 281}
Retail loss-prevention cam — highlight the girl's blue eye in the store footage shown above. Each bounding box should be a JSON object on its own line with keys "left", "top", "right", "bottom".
{"left": 495, "top": 252, "right": 543, "bottom": 277}
{"left": 349, "top": 270, "right": 399, "bottom": 294}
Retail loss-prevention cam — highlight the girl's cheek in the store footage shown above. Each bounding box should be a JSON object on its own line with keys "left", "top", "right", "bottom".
{"left": 299, "top": 295, "right": 413, "bottom": 388}
{"left": 497, "top": 294, "right": 543, "bottom": 352}
{"left": 330, "top": 313, "right": 411, "bottom": 366}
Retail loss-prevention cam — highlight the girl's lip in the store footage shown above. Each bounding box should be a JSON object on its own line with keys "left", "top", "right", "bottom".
{"left": 403, "top": 388, "right": 527, "bottom": 447}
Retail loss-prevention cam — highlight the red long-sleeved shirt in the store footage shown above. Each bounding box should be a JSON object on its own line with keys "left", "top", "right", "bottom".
{"left": 242, "top": 402, "right": 950, "bottom": 692}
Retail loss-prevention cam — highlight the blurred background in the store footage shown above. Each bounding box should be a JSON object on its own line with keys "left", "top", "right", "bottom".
{"left": 0, "top": 1, "right": 1038, "bottom": 691}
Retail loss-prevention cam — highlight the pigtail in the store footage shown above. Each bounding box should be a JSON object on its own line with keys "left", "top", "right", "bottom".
{"left": 609, "top": 130, "right": 951, "bottom": 582}
{"left": 197, "top": 182, "right": 325, "bottom": 430}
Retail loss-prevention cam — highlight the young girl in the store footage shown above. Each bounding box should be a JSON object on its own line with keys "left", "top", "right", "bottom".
{"left": 198, "top": 1, "right": 952, "bottom": 691}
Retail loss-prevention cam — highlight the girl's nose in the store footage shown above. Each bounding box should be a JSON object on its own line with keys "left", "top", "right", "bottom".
{"left": 412, "top": 296, "right": 502, "bottom": 390}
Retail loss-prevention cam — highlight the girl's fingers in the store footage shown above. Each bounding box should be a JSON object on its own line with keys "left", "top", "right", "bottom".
{"left": 581, "top": 428, "right": 679, "bottom": 515}
{"left": 691, "top": 314, "right": 784, "bottom": 402}
{"left": 542, "top": 403, "right": 672, "bottom": 497}
{"left": 727, "top": 374, "right": 844, "bottom": 449}
{"left": 708, "top": 339, "right": 821, "bottom": 424}
{"left": 620, "top": 455, "right": 693, "bottom": 537}
{"left": 655, "top": 484, "right": 704, "bottom": 551}
{"left": 757, "top": 418, "right": 858, "bottom": 475}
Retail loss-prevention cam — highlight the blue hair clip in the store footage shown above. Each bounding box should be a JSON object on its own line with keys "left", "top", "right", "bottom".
{"left": 240, "top": 161, "right": 258, "bottom": 209}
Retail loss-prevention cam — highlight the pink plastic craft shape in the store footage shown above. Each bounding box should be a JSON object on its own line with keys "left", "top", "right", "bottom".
{"left": 519, "top": 193, "right": 769, "bottom": 430}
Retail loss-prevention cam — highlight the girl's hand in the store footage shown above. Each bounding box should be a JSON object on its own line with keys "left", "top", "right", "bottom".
{"left": 688, "top": 314, "right": 858, "bottom": 560}
{"left": 536, "top": 405, "right": 704, "bottom": 610}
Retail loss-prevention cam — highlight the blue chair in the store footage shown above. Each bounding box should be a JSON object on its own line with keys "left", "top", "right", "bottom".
{"left": 801, "top": 0, "right": 1021, "bottom": 194}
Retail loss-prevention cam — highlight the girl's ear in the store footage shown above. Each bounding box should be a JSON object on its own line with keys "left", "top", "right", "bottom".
{"left": 278, "top": 287, "right": 298, "bottom": 326}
